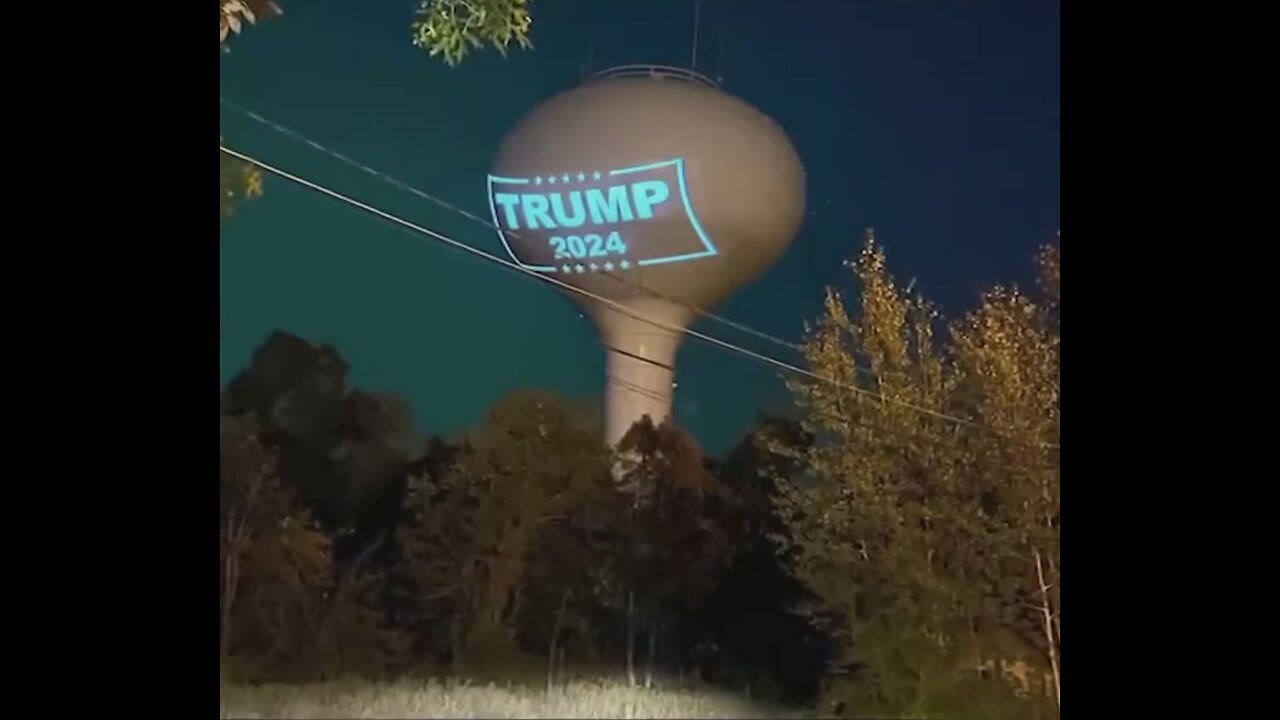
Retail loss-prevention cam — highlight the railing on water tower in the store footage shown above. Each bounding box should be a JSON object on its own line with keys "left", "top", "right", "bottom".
{"left": 590, "top": 64, "right": 720, "bottom": 90}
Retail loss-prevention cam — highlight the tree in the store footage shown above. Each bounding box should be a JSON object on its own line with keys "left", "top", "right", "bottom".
{"left": 219, "top": 412, "right": 330, "bottom": 679}
{"left": 615, "top": 416, "right": 733, "bottom": 688}
{"left": 220, "top": 410, "right": 410, "bottom": 681}
{"left": 220, "top": 333, "right": 422, "bottom": 679}
{"left": 516, "top": 467, "right": 627, "bottom": 688}
{"left": 697, "top": 415, "right": 838, "bottom": 704}
{"left": 311, "top": 534, "right": 413, "bottom": 680}
{"left": 949, "top": 252, "right": 1060, "bottom": 708}
{"left": 775, "top": 231, "right": 1060, "bottom": 719}
{"left": 223, "top": 331, "right": 429, "bottom": 537}
{"left": 398, "top": 390, "right": 611, "bottom": 673}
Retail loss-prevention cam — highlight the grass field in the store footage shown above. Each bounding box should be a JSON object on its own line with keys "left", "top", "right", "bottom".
{"left": 219, "top": 676, "right": 806, "bottom": 719}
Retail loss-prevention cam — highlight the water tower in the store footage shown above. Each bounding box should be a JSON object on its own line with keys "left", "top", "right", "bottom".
{"left": 487, "top": 65, "right": 805, "bottom": 447}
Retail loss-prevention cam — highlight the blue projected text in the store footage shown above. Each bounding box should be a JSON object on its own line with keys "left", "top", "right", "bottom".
{"left": 492, "top": 182, "right": 669, "bottom": 230}
{"left": 549, "top": 232, "right": 628, "bottom": 260}
{"left": 486, "top": 159, "right": 718, "bottom": 273}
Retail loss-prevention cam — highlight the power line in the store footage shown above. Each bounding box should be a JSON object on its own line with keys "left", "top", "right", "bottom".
{"left": 605, "top": 344, "right": 1047, "bottom": 464}
{"left": 223, "top": 100, "right": 1001, "bottom": 449}
{"left": 218, "top": 97, "right": 807, "bottom": 358}
{"left": 220, "top": 99, "right": 1011, "bottom": 447}
{"left": 610, "top": 349, "right": 1055, "bottom": 466}
{"left": 216, "top": 143, "right": 815, "bottom": 385}
{"left": 218, "top": 143, "right": 1059, "bottom": 452}
{"left": 224, "top": 98, "right": 1027, "bottom": 434}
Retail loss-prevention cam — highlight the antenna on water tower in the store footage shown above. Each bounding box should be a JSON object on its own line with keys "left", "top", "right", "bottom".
{"left": 715, "top": 7, "right": 726, "bottom": 86}
{"left": 690, "top": 0, "right": 702, "bottom": 71}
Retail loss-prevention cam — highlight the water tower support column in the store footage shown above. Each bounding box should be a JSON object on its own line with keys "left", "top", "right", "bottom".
{"left": 593, "top": 298, "right": 694, "bottom": 448}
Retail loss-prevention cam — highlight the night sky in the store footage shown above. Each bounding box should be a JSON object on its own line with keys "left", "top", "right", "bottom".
{"left": 218, "top": 0, "right": 1060, "bottom": 455}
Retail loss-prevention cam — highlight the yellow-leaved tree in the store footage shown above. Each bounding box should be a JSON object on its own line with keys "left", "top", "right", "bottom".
{"left": 775, "top": 230, "right": 1059, "bottom": 719}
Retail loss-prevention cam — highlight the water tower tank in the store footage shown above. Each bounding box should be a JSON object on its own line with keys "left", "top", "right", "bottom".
{"left": 487, "top": 65, "right": 806, "bottom": 447}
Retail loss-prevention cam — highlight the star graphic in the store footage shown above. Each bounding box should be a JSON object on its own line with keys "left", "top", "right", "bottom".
{"left": 603, "top": 261, "right": 615, "bottom": 271}
{"left": 561, "top": 174, "right": 570, "bottom": 183}
{"left": 589, "top": 263, "right": 599, "bottom": 272}
{"left": 574, "top": 264, "right": 585, "bottom": 273}
{"left": 576, "top": 172, "right": 586, "bottom": 182}
{"left": 620, "top": 259, "right": 631, "bottom": 270}
{"left": 592, "top": 171, "right": 602, "bottom": 180}
{"left": 548, "top": 175, "right": 557, "bottom": 184}
{"left": 561, "top": 264, "right": 572, "bottom": 273}
{"left": 534, "top": 176, "right": 543, "bottom": 185}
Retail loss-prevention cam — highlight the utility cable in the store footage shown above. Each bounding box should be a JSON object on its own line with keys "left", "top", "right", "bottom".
{"left": 218, "top": 97, "right": 807, "bottom": 357}
{"left": 218, "top": 143, "right": 1058, "bottom": 452}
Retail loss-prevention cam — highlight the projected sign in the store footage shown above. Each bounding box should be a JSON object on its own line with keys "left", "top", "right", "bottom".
{"left": 486, "top": 158, "right": 717, "bottom": 273}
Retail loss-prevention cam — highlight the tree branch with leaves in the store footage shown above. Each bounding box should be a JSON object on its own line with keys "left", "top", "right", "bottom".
{"left": 218, "top": 1, "right": 535, "bottom": 219}
{"left": 411, "top": 0, "right": 534, "bottom": 67}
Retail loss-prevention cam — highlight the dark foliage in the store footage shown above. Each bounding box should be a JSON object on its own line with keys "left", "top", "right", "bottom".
{"left": 219, "top": 333, "right": 837, "bottom": 705}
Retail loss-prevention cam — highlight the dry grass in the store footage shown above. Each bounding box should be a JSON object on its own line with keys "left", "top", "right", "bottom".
{"left": 219, "top": 676, "right": 804, "bottom": 719}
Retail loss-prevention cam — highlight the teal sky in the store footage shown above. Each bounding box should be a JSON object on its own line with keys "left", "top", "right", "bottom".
{"left": 218, "top": 0, "right": 1060, "bottom": 454}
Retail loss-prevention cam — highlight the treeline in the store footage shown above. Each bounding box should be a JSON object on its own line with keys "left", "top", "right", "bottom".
{"left": 218, "top": 335, "right": 833, "bottom": 705}
{"left": 218, "top": 233, "right": 1060, "bottom": 718}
